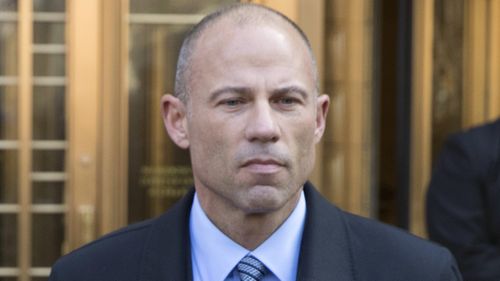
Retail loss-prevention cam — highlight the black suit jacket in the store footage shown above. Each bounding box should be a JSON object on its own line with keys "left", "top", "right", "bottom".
{"left": 427, "top": 118, "right": 500, "bottom": 281}
{"left": 50, "top": 182, "right": 461, "bottom": 280}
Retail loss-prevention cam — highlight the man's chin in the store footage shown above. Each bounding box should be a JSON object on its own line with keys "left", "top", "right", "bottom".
{"left": 241, "top": 188, "right": 296, "bottom": 214}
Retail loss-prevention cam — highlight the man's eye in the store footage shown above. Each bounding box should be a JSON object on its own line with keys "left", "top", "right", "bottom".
{"left": 219, "top": 98, "right": 245, "bottom": 108}
{"left": 279, "top": 97, "right": 296, "bottom": 104}
{"left": 275, "top": 97, "right": 300, "bottom": 106}
{"left": 224, "top": 99, "right": 242, "bottom": 106}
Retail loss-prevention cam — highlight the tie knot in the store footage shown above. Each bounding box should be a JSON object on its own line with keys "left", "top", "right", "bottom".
{"left": 237, "top": 255, "right": 268, "bottom": 281}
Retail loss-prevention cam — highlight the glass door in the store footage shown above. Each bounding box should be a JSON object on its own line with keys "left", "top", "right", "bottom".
{"left": 0, "top": 0, "right": 67, "bottom": 280}
{"left": 0, "top": 1, "right": 20, "bottom": 279}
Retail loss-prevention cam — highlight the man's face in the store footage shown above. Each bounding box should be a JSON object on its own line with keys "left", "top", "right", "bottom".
{"left": 181, "top": 22, "right": 328, "bottom": 215}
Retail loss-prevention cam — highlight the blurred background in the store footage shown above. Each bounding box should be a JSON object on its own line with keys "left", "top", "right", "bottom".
{"left": 0, "top": 0, "right": 499, "bottom": 280}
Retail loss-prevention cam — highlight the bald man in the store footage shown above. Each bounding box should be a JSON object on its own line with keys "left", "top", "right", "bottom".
{"left": 49, "top": 4, "right": 462, "bottom": 281}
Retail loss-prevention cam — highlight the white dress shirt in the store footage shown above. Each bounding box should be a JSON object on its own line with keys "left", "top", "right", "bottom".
{"left": 190, "top": 190, "right": 306, "bottom": 281}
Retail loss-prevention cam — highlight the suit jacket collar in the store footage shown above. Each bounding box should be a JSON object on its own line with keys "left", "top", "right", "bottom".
{"left": 139, "top": 190, "right": 195, "bottom": 281}
{"left": 297, "top": 182, "right": 356, "bottom": 281}
{"left": 139, "top": 182, "right": 355, "bottom": 281}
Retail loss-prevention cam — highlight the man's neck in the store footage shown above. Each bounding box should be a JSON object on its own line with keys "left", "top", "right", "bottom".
{"left": 197, "top": 189, "right": 302, "bottom": 250}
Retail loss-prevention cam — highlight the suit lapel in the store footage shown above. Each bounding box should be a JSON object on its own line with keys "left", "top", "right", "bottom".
{"left": 297, "top": 182, "right": 356, "bottom": 281}
{"left": 139, "top": 189, "right": 195, "bottom": 281}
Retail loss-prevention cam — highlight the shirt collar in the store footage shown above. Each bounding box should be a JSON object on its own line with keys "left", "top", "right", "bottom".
{"left": 251, "top": 191, "right": 306, "bottom": 281}
{"left": 189, "top": 190, "right": 306, "bottom": 281}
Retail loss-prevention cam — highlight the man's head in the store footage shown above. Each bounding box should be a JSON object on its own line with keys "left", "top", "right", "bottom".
{"left": 162, "top": 3, "right": 329, "bottom": 219}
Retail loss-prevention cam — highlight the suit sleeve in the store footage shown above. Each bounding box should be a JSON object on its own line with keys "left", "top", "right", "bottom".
{"left": 48, "top": 268, "right": 60, "bottom": 281}
{"left": 427, "top": 134, "right": 500, "bottom": 281}
{"left": 439, "top": 249, "right": 463, "bottom": 281}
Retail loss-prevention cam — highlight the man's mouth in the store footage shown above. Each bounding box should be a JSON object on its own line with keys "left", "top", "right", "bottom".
{"left": 241, "top": 158, "right": 285, "bottom": 174}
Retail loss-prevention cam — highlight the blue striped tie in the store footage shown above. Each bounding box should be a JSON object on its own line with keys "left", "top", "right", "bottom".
{"left": 237, "top": 255, "right": 268, "bottom": 281}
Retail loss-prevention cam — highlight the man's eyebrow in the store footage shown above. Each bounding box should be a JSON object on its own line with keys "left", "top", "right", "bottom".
{"left": 208, "top": 86, "right": 252, "bottom": 102}
{"left": 272, "top": 85, "right": 309, "bottom": 99}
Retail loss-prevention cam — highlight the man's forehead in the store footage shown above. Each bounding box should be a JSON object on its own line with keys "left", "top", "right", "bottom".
{"left": 176, "top": 4, "right": 319, "bottom": 98}
{"left": 194, "top": 18, "right": 305, "bottom": 57}
{"left": 200, "top": 16, "right": 292, "bottom": 41}
{"left": 190, "top": 21, "right": 312, "bottom": 78}
{"left": 206, "top": 5, "right": 290, "bottom": 30}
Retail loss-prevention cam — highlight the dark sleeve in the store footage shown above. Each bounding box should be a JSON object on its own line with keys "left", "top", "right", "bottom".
{"left": 48, "top": 267, "right": 60, "bottom": 281}
{"left": 426, "top": 134, "right": 500, "bottom": 281}
{"left": 439, "top": 249, "right": 463, "bottom": 281}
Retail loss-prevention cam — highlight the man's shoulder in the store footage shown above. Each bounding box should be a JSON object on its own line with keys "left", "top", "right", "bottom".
{"left": 64, "top": 217, "right": 155, "bottom": 258}
{"left": 446, "top": 118, "right": 500, "bottom": 152}
{"left": 50, "top": 218, "right": 155, "bottom": 280}
{"left": 342, "top": 211, "right": 460, "bottom": 279}
{"left": 302, "top": 183, "right": 461, "bottom": 279}
{"left": 438, "top": 118, "right": 500, "bottom": 179}
{"left": 343, "top": 211, "right": 444, "bottom": 254}
{"left": 49, "top": 191, "right": 193, "bottom": 281}
{"left": 458, "top": 117, "right": 500, "bottom": 138}
{"left": 49, "top": 191, "right": 195, "bottom": 281}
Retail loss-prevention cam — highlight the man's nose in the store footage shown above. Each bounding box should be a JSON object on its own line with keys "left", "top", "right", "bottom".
{"left": 244, "top": 101, "right": 281, "bottom": 143}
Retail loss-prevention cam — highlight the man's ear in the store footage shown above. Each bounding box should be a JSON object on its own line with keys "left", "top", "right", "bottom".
{"left": 161, "top": 94, "right": 190, "bottom": 149}
{"left": 314, "top": 94, "right": 330, "bottom": 143}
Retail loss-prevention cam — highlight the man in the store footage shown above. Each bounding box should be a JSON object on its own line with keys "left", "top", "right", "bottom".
{"left": 427, "top": 118, "right": 500, "bottom": 281}
{"left": 50, "top": 3, "right": 461, "bottom": 281}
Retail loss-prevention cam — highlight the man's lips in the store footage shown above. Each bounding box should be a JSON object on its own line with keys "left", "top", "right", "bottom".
{"left": 241, "top": 158, "right": 285, "bottom": 173}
